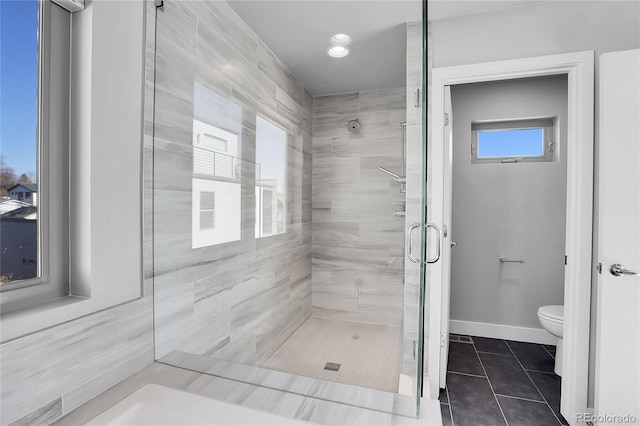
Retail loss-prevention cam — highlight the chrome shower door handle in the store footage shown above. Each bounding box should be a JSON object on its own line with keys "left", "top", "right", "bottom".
{"left": 610, "top": 263, "right": 640, "bottom": 277}
{"left": 426, "top": 223, "right": 441, "bottom": 264}
{"left": 407, "top": 223, "right": 421, "bottom": 263}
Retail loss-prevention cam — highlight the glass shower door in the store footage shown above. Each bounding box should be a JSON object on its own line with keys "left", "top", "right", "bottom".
{"left": 151, "top": 0, "right": 427, "bottom": 418}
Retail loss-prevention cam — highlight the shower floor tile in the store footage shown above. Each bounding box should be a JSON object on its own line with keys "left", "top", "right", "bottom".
{"left": 262, "top": 317, "right": 402, "bottom": 393}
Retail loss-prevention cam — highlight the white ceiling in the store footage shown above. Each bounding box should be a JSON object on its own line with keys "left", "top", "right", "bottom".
{"left": 228, "top": 1, "right": 422, "bottom": 96}
{"left": 227, "top": 1, "right": 542, "bottom": 96}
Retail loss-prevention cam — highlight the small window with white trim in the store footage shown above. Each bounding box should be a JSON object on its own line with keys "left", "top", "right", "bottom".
{"left": 471, "top": 118, "right": 556, "bottom": 163}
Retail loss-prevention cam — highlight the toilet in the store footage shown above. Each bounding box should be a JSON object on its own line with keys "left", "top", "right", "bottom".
{"left": 537, "top": 305, "right": 564, "bottom": 376}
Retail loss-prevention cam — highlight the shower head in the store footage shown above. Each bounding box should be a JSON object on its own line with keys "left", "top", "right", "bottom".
{"left": 347, "top": 119, "right": 361, "bottom": 134}
{"left": 378, "top": 167, "right": 401, "bottom": 179}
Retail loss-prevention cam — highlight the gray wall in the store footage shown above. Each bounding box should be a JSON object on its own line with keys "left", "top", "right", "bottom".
{"left": 311, "top": 88, "right": 406, "bottom": 327}
{"left": 152, "top": 0, "right": 313, "bottom": 366}
{"left": 430, "top": 0, "right": 640, "bottom": 406}
{"left": 0, "top": 1, "right": 153, "bottom": 424}
{"left": 450, "top": 76, "right": 568, "bottom": 329}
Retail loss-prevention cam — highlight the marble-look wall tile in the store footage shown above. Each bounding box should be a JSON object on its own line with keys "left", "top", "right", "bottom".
{"left": 153, "top": 0, "right": 313, "bottom": 368}
{"left": 7, "top": 398, "right": 62, "bottom": 426}
{"left": 0, "top": 296, "right": 154, "bottom": 425}
{"left": 258, "top": 41, "right": 305, "bottom": 107}
{"left": 186, "top": 1, "right": 258, "bottom": 66}
{"left": 311, "top": 88, "right": 406, "bottom": 327}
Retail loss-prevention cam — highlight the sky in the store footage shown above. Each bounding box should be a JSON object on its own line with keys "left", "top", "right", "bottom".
{"left": 0, "top": 0, "right": 39, "bottom": 177}
{"left": 478, "top": 128, "right": 544, "bottom": 158}
{"left": 256, "top": 116, "right": 287, "bottom": 193}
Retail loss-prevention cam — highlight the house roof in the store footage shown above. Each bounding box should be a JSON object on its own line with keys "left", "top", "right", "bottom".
{"left": 8, "top": 183, "right": 37, "bottom": 192}
{"left": 0, "top": 205, "right": 37, "bottom": 220}
{"left": 0, "top": 199, "right": 32, "bottom": 213}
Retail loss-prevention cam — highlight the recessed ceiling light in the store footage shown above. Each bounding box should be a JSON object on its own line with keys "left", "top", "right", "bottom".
{"left": 327, "top": 46, "right": 350, "bottom": 58}
{"left": 330, "top": 33, "right": 352, "bottom": 47}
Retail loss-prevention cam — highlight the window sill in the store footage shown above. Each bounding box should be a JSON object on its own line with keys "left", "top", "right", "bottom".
{"left": 0, "top": 292, "right": 141, "bottom": 344}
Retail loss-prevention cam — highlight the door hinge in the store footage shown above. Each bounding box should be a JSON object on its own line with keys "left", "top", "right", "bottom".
{"left": 440, "top": 334, "right": 446, "bottom": 348}
{"left": 444, "top": 113, "right": 450, "bottom": 126}
{"left": 414, "top": 89, "right": 421, "bottom": 108}
{"left": 597, "top": 262, "right": 602, "bottom": 274}
{"left": 154, "top": 0, "right": 164, "bottom": 8}
{"left": 412, "top": 340, "right": 417, "bottom": 360}
{"left": 565, "top": 255, "right": 568, "bottom": 265}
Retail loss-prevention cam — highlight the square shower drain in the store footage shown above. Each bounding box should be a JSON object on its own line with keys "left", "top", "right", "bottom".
{"left": 324, "top": 362, "right": 341, "bottom": 371}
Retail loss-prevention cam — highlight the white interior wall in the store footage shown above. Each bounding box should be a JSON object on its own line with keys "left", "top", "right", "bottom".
{"left": 449, "top": 75, "right": 568, "bottom": 331}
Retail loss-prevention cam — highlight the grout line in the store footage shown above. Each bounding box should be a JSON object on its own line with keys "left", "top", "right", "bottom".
{"left": 494, "top": 393, "right": 547, "bottom": 403}
{"left": 445, "top": 385, "right": 454, "bottom": 426}
{"left": 446, "top": 371, "right": 486, "bottom": 379}
{"left": 472, "top": 339, "right": 509, "bottom": 426}
{"left": 504, "top": 341, "right": 564, "bottom": 425}
{"left": 475, "top": 350, "right": 514, "bottom": 357}
{"left": 524, "top": 368, "right": 557, "bottom": 374}
{"left": 542, "top": 346, "right": 556, "bottom": 360}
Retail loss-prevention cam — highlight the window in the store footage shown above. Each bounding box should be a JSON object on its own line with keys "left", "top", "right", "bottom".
{"left": 1, "top": 1, "right": 39, "bottom": 285}
{"left": 255, "top": 116, "right": 287, "bottom": 238}
{"left": 471, "top": 118, "right": 555, "bottom": 163}
{"left": 1, "top": 0, "right": 73, "bottom": 312}
{"left": 2, "top": 0, "right": 145, "bottom": 341}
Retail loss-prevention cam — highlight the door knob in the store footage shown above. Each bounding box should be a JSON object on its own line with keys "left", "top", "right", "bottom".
{"left": 451, "top": 242, "right": 457, "bottom": 248}
{"left": 609, "top": 264, "right": 640, "bottom": 277}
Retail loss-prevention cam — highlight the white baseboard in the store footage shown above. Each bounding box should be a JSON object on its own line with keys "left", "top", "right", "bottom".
{"left": 449, "top": 319, "right": 557, "bottom": 345}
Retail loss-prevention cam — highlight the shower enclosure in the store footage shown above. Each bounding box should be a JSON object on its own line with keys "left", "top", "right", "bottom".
{"left": 151, "top": 0, "right": 427, "bottom": 417}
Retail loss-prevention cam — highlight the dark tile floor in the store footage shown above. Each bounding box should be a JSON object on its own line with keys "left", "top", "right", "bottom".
{"left": 440, "top": 335, "right": 568, "bottom": 426}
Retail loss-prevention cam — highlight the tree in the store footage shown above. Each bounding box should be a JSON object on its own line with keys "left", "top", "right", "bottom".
{"left": 18, "top": 173, "right": 32, "bottom": 184}
{"left": 0, "top": 156, "right": 17, "bottom": 197}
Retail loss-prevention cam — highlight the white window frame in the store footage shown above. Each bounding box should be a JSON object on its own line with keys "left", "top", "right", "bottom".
{"left": 0, "top": 0, "right": 71, "bottom": 313}
{"left": 471, "top": 117, "right": 556, "bottom": 163}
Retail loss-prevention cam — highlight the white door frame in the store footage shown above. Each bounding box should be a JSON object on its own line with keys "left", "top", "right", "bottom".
{"left": 428, "top": 51, "right": 594, "bottom": 424}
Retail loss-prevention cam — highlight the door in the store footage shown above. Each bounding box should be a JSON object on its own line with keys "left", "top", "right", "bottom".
{"left": 594, "top": 49, "right": 640, "bottom": 422}
{"left": 438, "top": 86, "right": 454, "bottom": 387}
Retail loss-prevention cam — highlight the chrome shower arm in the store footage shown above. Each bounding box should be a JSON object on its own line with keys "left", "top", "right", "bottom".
{"left": 378, "top": 167, "right": 401, "bottom": 179}
{"left": 378, "top": 167, "right": 406, "bottom": 183}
